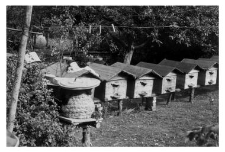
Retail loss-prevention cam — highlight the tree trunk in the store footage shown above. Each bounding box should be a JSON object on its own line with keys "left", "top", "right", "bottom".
{"left": 7, "top": 6, "right": 33, "bottom": 132}
{"left": 123, "top": 46, "right": 134, "bottom": 64}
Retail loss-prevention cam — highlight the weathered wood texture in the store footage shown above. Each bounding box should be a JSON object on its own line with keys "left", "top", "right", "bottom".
{"left": 82, "top": 127, "right": 91, "bottom": 147}
{"left": 94, "top": 76, "right": 128, "bottom": 101}
{"left": 150, "top": 72, "right": 177, "bottom": 94}
{"left": 182, "top": 59, "right": 218, "bottom": 86}
{"left": 145, "top": 97, "right": 157, "bottom": 111}
{"left": 105, "top": 76, "right": 127, "bottom": 100}
{"left": 111, "top": 62, "right": 161, "bottom": 99}
{"left": 189, "top": 87, "right": 195, "bottom": 103}
{"left": 166, "top": 92, "right": 173, "bottom": 105}
{"left": 137, "top": 62, "right": 181, "bottom": 94}
{"left": 176, "top": 70, "right": 199, "bottom": 89}
{"left": 7, "top": 6, "right": 33, "bottom": 132}
{"left": 205, "top": 68, "right": 218, "bottom": 85}
{"left": 198, "top": 68, "right": 217, "bottom": 85}
{"left": 126, "top": 75, "right": 155, "bottom": 99}
{"left": 133, "top": 76, "right": 155, "bottom": 98}
{"left": 210, "top": 55, "right": 219, "bottom": 62}
{"left": 159, "top": 59, "right": 200, "bottom": 90}
{"left": 88, "top": 63, "right": 128, "bottom": 101}
{"left": 118, "top": 100, "right": 123, "bottom": 116}
{"left": 161, "top": 72, "right": 177, "bottom": 94}
{"left": 184, "top": 70, "right": 199, "bottom": 89}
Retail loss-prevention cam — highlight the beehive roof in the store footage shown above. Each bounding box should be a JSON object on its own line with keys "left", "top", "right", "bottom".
{"left": 211, "top": 55, "right": 218, "bottom": 60}
{"left": 41, "top": 62, "right": 68, "bottom": 77}
{"left": 137, "top": 61, "right": 183, "bottom": 77}
{"left": 111, "top": 62, "right": 162, "bottom": 79}
{"left": 210, "top": 55, "right": 219, "bottom": 63}
{"left": 87, "top": 62, "right": 123, "bottom": 81}
{"left": 182, "top": 58, "right": 218, "bottom": 70}
{"left": 62, "top": 69, "right": 99, "bottom": 79}
{"left": 198, "top": 58, "right": 219, "bottom": 64}
{"left": 159, "top": 59, "right": 201, "bottom": 74}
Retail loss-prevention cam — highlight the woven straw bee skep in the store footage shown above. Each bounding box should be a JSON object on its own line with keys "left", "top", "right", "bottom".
{"left": 61, "top": 93, "right": 95, "bottom": 119}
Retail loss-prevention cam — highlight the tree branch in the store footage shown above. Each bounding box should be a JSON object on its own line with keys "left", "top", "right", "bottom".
{"left": 133, "top": 37, "right": 151, "bottom": 49}
{"left": 108, "top": 32, "right": 128, "bottom": 48}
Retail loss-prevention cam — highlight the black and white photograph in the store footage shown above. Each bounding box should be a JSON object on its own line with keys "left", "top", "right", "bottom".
{"left": 5, "top": 2, "right": 220, "bottom": 148}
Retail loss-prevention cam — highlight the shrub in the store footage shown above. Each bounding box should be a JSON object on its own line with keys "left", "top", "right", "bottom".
{"left": 7, "top": 56, "right": 78, "bottom": 146}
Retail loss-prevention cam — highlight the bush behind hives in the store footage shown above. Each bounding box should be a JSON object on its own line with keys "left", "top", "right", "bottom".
{"left": 7, "top": 56, "right": 78, "bottom": 146}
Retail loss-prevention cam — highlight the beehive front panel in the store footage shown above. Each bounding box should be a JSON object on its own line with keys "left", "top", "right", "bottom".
{"left": 104, "top": 79, "right": 127, "bottom": 101}
{"left": 184, "top": 71, "right": 199, "bottom": 89}
{"left": 133, "top": 76, "right": 154, "bottom": 98}
{"left": 205, "top": 68, "right": 217, "bottom": 85}
{"left": 162, "top": 73, "right": 177, "bottom": 94}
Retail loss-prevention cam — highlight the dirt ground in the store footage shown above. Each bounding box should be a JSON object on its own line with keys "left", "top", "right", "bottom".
{"left": 73, "top": 85, "right": 219, "bottom": 147}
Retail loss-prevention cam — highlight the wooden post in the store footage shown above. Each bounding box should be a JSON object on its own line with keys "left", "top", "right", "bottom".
{"left": 141, "top": 97, "right": 145, "bottom": 106}
{"left": 145, "top": 97, "right": 151, "bottom": 110}
{"left": 189, "top": 87, "right": 195, "bottom": 103}
{"left": 102, "top": 101, "right": 108, "bottom": 118}
{"left": 118, "top": 100, "right": 123, "bottom": 116}
{"left": 7, "top": 6, "right": 33, "bottom": 132}
{"left": 145, "top": 97, "right": 156, "bottom": 111}
{"left": 152, "top": 97, "right": 156, "bottom": 111}
{"left": 171, "top": 92, "right": 176, "bottom": 101}
{"left": 166, "top": 93, "right": 173, "bottom": 105}
{"left": 82, "top": 126, "right": 91, "bottom": 147}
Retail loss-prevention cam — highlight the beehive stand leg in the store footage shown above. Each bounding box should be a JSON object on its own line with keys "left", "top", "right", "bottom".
{"left": 152, "top": 97, "right": 156, "bottom": 111}
{"left": 171, "top": 92, "right": 176, "bottom": 101}
{"left": 118, "top": 100, "right": 123, "bottom": 116}
{"left": 141, "top": 97, "right": 145, "bottom": 106}
{"left": 145, "top": 97, "right": 152, "bottom": 110}
{"left": 82, "top": 126, "right": 91, "bottom": 147}
{"left": 102, "top": 101, "right": 108, "bottom": 118}
{"left": 166, "top": 93, "right": 173, "bottom": 105}
{"left": 189, "top": 87, "right": 195, "bottom": 103}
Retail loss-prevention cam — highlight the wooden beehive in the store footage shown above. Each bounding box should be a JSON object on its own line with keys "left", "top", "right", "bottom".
{"left": 159, "top": 59, "right": 202, "bottom": 89}
{"left": 198, "top": 56, "right": 219, "bottom": 85}
{"left": 136, "top": 62, "right": 183, "bottom": 94}
{"left": 88, "top": 62, "right": 128, "bottom": 101}
{"left": 111, "top": 62, "right": 162, "bottom": 99}
{"left": 182, "top": 58, "right": 218, "bottom": 86}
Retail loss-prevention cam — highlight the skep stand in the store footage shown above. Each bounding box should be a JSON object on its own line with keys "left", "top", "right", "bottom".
{"left": 42, "top": 61, "right": 103, "bottom": 146}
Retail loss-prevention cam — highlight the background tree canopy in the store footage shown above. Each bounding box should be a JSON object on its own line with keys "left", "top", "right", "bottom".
{"left": 7, "top": 6, "right": 219, "bottom": 65}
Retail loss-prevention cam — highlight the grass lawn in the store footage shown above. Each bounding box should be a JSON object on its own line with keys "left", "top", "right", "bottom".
{"left": 73, "top": 85, "right": 219, "bottom": 147}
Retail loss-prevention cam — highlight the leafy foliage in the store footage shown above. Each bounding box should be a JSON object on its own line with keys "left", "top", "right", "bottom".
{"left": 7, "top": 6, "right": 219, "bottom": 65}
{"left": 7, "top": 57, "right": 78, "bottom": 146}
